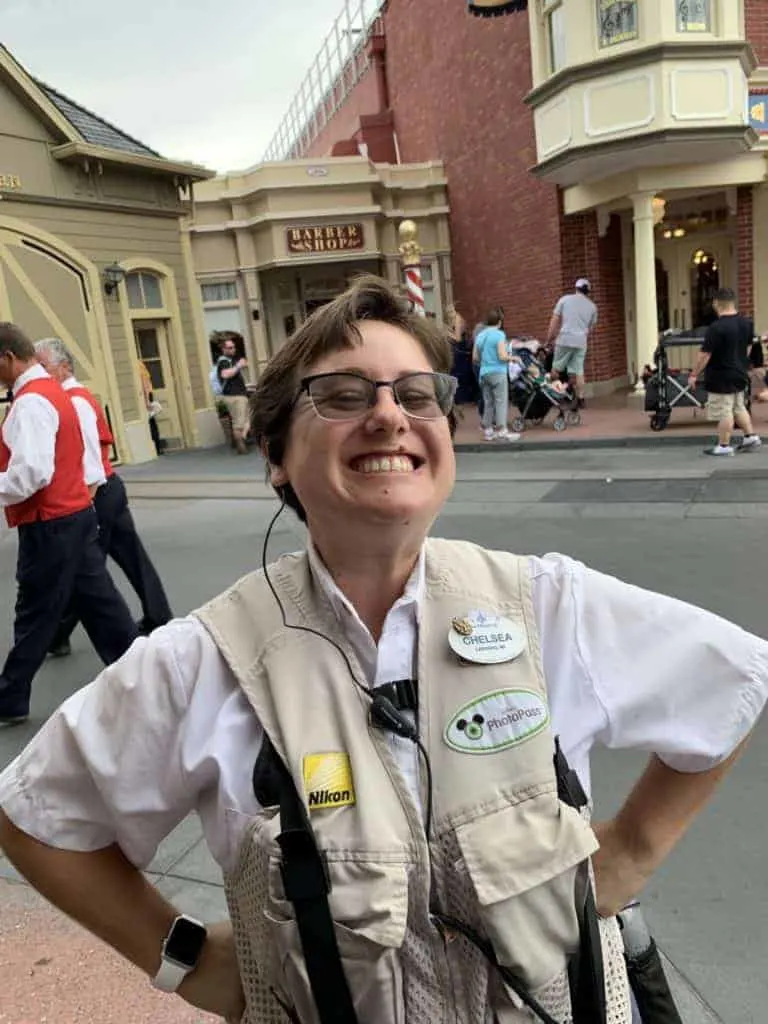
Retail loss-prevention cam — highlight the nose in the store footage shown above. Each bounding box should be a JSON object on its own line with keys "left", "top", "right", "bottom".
{"left": 363, "top": 384, "right": 408, "bottom": 433}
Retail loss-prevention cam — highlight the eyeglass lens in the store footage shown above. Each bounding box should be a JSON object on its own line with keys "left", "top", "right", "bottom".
{"left": 307, "top": 373, "right": 455, "bottom": 420}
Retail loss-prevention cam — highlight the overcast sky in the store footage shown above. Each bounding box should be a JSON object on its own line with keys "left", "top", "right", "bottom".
{"left": 2, "top": 0, "right": 349, "bottom": 173}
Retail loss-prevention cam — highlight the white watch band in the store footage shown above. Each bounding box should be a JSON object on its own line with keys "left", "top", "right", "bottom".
{"left": 152, "top": 956, "right": 193, "bottom": 993}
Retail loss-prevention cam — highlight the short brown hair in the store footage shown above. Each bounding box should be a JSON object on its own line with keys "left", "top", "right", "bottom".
{"left": 0, "top": 323, "right": 35, "bottom": 361}
{"left": 251, "top": 274, "right": 455, "bottom": 521}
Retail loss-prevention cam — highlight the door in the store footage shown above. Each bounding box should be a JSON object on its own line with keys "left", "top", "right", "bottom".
{"left": 133, "top": 321, "right": 183, "bottom": 449}
{"left": 0, "top": 227, "right": 120, "bottom": 455}
{"left": 657, "top": 235, "right": 733, "bottom": 334}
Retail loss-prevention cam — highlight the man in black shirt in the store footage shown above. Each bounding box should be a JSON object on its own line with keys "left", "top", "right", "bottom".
{"left": 216, "top": 338, "right": 249, "bottom": 455}
{"left": 690, "top": 288, "right": 762, "bottom": 457}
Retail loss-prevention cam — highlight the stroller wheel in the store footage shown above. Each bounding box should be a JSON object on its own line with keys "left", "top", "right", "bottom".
{"left": 565, "top": 410, "right": 581, "bottom": 427}
{"left": 553, "top": 415, "right": 567, "bottom": 432}
{"left": 511, "top": 416, "right": 525, "bottom": 433}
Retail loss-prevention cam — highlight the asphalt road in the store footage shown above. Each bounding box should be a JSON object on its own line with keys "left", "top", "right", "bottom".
{"left": 1, "top": 446, "right": 767, "bottom": 1022}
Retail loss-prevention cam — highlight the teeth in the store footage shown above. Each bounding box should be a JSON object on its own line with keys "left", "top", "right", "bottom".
{"left": 356, "top": 455, "right": 415, "bottom": 474}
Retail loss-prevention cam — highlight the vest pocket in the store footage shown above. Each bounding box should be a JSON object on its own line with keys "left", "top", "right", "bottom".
{"left": 265, "top": 856, "right": 409, "bottom": 1024}
{"left": 453, "top": 794, "right": 599, "bottom": 993}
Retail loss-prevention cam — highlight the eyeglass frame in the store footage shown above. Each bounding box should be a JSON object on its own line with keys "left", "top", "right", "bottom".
{"left": 296, "top": 370, "right": 458, "bottom": 421}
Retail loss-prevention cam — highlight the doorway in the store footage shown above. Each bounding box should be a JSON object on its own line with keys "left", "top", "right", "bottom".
{"left": 133, "top": 321, "right": 183, "bottom": 448}
{"left": 655, "top": 235, "right": 732, "bottom": 333}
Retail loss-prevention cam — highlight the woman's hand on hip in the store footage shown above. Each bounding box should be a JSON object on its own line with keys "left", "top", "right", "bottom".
{"left": 177, "top": 921, "right": 245, "bottom": 1020}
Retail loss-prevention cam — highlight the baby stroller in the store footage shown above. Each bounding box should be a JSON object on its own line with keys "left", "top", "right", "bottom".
{"left": 508, "top": 347, "right": 582, "bottom": 432}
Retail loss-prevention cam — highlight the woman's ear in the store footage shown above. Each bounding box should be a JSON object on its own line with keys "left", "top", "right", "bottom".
{"left": 260, "top": 439, "right": 288, "bottom": 487}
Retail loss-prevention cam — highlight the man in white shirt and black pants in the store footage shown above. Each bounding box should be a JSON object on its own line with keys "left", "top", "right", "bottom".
{"left": 35, "top": 338, "right": 173, "bottom": 654}
{"left": 0, "top": 323, "right": 138, "bottom": 724}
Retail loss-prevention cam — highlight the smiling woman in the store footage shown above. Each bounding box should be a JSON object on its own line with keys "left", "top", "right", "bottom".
{"left": 1, "top": 275, "right": 767, "bottom": 1024}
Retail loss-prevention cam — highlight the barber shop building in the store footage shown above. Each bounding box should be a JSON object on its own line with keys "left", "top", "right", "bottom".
{"left": 190, "top": 0, "right": 768, "bottom": 397}
{"left": 0, "top": 44, "right": 218, "bottom": 463}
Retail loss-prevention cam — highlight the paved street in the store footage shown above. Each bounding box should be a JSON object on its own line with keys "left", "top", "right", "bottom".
{"left": 2, "top": 445, "right": 768, "bottom": 1022}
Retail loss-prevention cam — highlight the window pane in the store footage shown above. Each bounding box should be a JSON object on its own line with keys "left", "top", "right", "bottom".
{"left": 136, "top": 328, "right": 160, "bottom": 360}
{"left": 677, "top": 0, "right": 710, "bottom": 32}
{"left": 126, "top": 273, "right": 143, "bottom": 309}
{"left": 201, "top": 281, "right": 237, "bottom": 302}
{"left": 549, "top": 5, "right": 566, "bottom": 71}
{"left": 141, "top": 273, "right": 163, "bottom": 308}
{"left": 421, "top": 264, "right": 434, "bottom": 285}
{"left": 598, "top": 0, "right": 638, "bottom": 48}
{"left": 147, "top": 359, "right": 164, "bottom": 390}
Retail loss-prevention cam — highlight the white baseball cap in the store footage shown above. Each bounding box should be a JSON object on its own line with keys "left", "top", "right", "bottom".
{"left": 575, "top": 278, "right": 591, "bottom": 291}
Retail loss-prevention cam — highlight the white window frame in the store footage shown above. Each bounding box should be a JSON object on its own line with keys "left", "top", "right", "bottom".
{"left": 542, "top": 0, "right": 567, "bottom": 75}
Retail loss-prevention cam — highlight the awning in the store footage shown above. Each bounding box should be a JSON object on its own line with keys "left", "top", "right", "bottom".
{"left": 468, "top": 0, "right": 528, "bottom": 16}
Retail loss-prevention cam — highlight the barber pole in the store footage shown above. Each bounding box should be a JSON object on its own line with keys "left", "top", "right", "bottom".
{"left": 405, "top": 265, "right": 425, "bottom": 318}
{"left": 398, "top": 219, "right": 425, "bottom": 318}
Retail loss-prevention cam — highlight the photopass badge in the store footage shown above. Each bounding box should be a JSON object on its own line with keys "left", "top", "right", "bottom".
{"left": 448, "top": 610, "right": 526, "bottom": 664}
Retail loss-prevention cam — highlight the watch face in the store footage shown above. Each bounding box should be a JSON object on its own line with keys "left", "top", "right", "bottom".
{"left": 165, "top": 917, "right": 207, "bottom": 968}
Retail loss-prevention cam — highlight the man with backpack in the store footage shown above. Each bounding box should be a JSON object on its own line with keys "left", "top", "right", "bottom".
{"left": 211, "top": 337, "right": 249, "bottom": 455}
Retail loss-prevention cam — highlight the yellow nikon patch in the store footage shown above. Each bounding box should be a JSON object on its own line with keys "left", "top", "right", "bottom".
{"left": 303, "top": 752, "right": 356, "bottom": 812}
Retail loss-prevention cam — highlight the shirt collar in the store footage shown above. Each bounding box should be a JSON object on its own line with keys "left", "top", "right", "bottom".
{"left": 61, "top": 376, "right": 81, "bottom": 391}
{"left": 13, "top": 364, "right": 49, "bottom": 395}
{"left": 307, "top": 538, "right": 425, "bottom": 628}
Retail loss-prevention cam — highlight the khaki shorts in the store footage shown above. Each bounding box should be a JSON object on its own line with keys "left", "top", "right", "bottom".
{"left": 707, "top": 391, "right": 747, "bottom": 421}
{"left": 223, "top": 394, "right": 250, "bottom": 433}
{"left": 552, "top": 346, "right": 586, "bottom": 376}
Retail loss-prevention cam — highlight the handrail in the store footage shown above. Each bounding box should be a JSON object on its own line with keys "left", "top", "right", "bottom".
{"left": 262, "top": 0, "right": 384, "bottom": 162}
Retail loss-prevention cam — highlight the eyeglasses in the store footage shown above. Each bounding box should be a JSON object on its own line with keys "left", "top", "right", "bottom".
{"left": 299, "top": 371, "right": 457, "bottom": 421}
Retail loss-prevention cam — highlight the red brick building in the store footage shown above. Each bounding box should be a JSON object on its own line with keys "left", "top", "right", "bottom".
{"left": 266, "top": 0, "right": 768, "bottom": 392}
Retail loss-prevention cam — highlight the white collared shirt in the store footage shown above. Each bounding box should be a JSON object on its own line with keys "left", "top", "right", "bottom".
{"left": 0, "top": 365, "right": 102, "bottom": 506}
{"left": 1, "top": 548, "right": 766, "bottom": 874}
{"left": 61, "top": 376, "right": 107, "bottom": 488}
{"left": 0, "top": 364, "right": 58, "bottom": 507}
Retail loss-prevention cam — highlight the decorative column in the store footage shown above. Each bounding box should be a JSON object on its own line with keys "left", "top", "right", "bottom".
{"left": 398, "top": 219, "right": 425, "bottom": 317}
{"left": 631, "top": 193, "right": 663, "bottom": 391}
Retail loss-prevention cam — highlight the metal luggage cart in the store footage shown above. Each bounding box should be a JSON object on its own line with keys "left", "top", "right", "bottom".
{"left": 644, "top": 334, "right": 708, "bottom": 432}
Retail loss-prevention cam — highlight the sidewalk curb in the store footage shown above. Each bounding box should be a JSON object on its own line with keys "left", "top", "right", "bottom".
{"left": 455, "top": 435, "right": 721, "bottom": 453}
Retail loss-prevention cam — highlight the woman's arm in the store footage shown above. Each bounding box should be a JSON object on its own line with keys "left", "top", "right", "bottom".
{"left": 0, "top": 813, "right": 245, "bottom": 1018}
{"left": 496, "top": 340, "right": 512, "bottom": 362}
{"left": 592, "top": 744, "right": 745, "bottom": 916}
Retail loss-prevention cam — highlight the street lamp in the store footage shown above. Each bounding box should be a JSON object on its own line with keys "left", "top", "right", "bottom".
{"left": 103, "top": 261, "right": 125, "bottom": 298}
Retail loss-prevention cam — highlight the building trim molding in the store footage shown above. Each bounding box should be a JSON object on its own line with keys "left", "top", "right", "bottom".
{"left": 526, "top": 41, "right": 757, "bottom": 109}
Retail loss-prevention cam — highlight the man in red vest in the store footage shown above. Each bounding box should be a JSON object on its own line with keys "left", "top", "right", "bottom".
{"left": 34, "top": 338, "right": 172, "bottom": 653}
{"left": 0, "top": 323, "right": 139, "bottom": 724}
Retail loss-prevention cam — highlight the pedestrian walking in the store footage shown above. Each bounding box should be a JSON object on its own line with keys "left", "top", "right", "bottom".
{"left": 215, "top": 337, "right": 250, "bottom": 454}
{"left": 139, "top": 359, "right": 166, "bottom": 455}
{"left": 34, "top": 339, "right": 173, "bottom": 653}
{"left": 473, "top": 307, "right": 519, "bottom": 441}
{"left": 0, "top": 277, "right": 764, "bottom": 1024}
{"left": 689, "top": 288, "right": 762, "bottom": 457}
{"left": 0, "top": 324, "right": 138, "bottom": 724}
{"left": 547, "top": 278, "right": 598, "bottom": 408}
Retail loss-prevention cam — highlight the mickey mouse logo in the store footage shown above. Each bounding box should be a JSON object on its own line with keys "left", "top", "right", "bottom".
{"left": 445, "top": 689, "right": 550, "bottom": 754}
{"left": 456, "top": 714, "right": 485, "bottom": 741}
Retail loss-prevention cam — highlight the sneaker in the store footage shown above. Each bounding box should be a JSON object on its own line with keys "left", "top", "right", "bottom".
{"left": 738, "top": 435, "right": 762, "bottom": 452}
{"left": 0, "top": 711, "right": 29, "bottom": 726}
{"left": 483, "top": 429, "right": 494, "bottom": 441}
{"left": 494, "top": 430, "right": 521, "bottom": 442}
{"left": 704, "top": 444, "right": 735, "bottom": 457}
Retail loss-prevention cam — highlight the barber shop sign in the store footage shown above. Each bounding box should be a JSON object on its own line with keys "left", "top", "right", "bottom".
{"left": 468, "top": 0, "right": 528, "bottom": 15}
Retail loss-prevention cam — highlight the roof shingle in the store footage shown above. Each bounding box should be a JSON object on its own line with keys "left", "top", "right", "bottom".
{"left": 36, "top": 80, "right": 161, "bottom": 158}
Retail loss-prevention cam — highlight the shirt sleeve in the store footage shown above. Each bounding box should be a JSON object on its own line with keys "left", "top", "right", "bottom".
{"left": 70, "top": 395, "right": 106, "bottom": 488}
{"left": 530, "top": 553, "right": 768, "bottom": 774}
{"left": 0, "top": 620, "right": 230, "bottom": 868}
{"left": 553, "top": 297, "right": 565, "bottom": 316}
{"left": 0, "top": 393, "right": 58, "bottom": 506}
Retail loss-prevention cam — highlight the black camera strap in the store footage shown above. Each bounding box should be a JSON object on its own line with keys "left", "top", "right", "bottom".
{"left": 260, "top": 737, "right": 359, "bottom": 1024}
{"left": 554, "top": 738, "right": 608, "bottom": 1024}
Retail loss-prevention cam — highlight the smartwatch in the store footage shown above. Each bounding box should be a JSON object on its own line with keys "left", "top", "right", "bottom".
{"left": 151, "top": 914, "right": 208, "bottom": 993}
